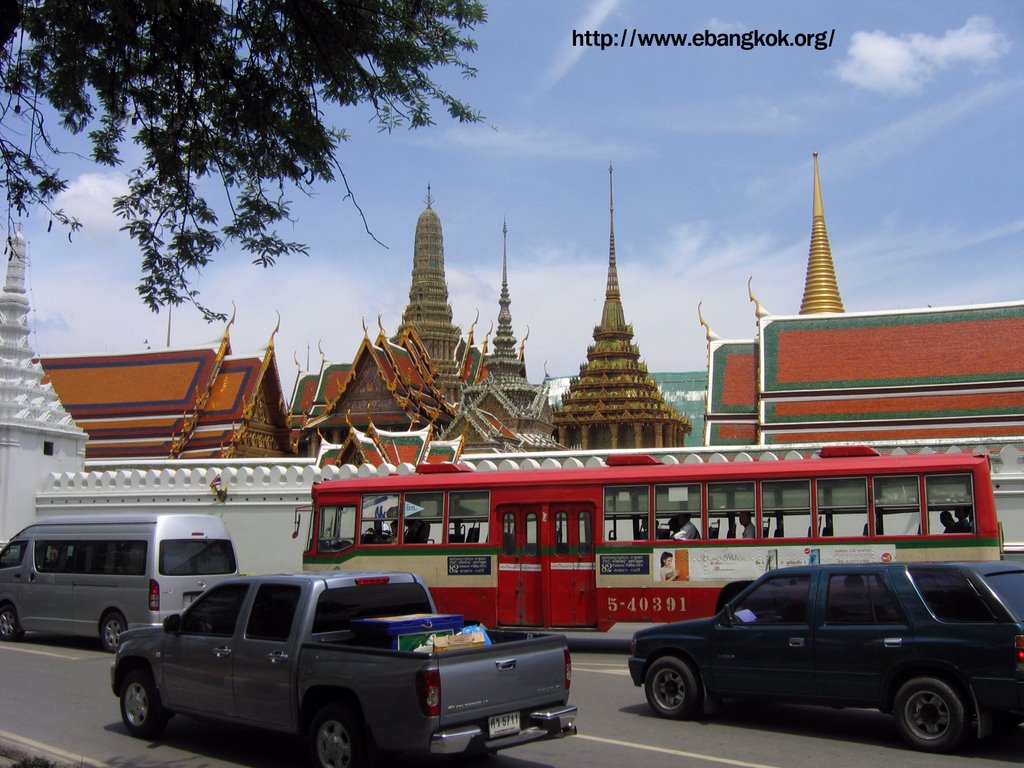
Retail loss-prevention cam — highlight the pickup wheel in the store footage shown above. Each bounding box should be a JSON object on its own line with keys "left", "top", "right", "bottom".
{"left": 310, "top": 703, "right": 365, "bottom": 768}
{"left": 120, "top": 668, "right": 170, "bottom": 739}
{"left": 0, "top": 603, "right": 24, "bottom": 642}
{"left": 644, "top": 656, "right": 703, "bottom": 720}
{"left": 893, "top": 676, "right": 968, "bottom": 752}
{"left": 100, "top": 610, "right": 127, "bottom": 653}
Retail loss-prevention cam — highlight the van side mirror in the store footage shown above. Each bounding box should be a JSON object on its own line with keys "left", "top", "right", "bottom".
{"left": 163, "top": 614, "right": 182, "bottom": 633}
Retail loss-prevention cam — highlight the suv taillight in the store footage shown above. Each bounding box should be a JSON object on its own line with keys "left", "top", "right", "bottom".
{"left": 564, "top": 647, "right": 572, "bottom": 691}
{"left": 1015, "top": 636, "right": 1024, "bottom": 665}
{"left": 416, "top": 669, "right": 441, "bottom": 717}
{"left": 148, "top": 579, "right": 160, "bottom": 611}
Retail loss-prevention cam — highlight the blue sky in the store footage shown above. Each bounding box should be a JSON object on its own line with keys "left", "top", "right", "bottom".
{"left": 11, "top": 1, "right": 1024, "bottom": 398}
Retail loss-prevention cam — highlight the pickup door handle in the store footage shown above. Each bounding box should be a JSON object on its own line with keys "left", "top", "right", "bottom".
{"left": 884, "top": 637, "right": 903, "bottom": 648}
{"left": 496, "top": 658, "right": 517, "bottom": 671}
{"left": 213, "top": 645, "right": 233, "bottom": 658}
{"left": 267, "top": 650, "right": 289, "bottom": 664}
{"left": 788, "top": 637, "right": 805, "bottom": 648}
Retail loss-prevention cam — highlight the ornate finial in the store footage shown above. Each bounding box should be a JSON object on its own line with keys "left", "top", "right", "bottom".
{"left": 293, "top": 351, "right": 301, "bottom": 371}
{"left": 318, "top": 339, "right": 325, "bottom": 362}
{"left": 747, "top": 277, "right": 770, "bottom": 319}
{"left": 697, "top": 301, "right": 721, "bottom": 343}
{"left": 269, "top": 311, "right": 281, "bottom": 348}
{"left": 800, "top": 151, "right": 844, "bottom": 314}
{"left": 544, "top": 360, "right": 550, "bottom": 379}
{"left": 425, "top": 183, "right": 434, "bottom": 209}
{"left": 361, "top": 317, "right": 368, "bottom": 337}
{"left": 482, "top": 321, "right": 493, "bottom": 354}
{"left": 519, "top": 325, "right": 530, "bottom": 361}
{"left": 377, "top": 313, "right": 385, "bottom": 337}
{"left": 222, "top": 301, "right": 237, "bottom": 341}
{"left": 467, "top": 308, "right": 479, "bottom": 345}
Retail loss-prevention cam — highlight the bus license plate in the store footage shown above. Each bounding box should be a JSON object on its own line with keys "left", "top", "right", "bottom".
{"left": 488, "top": 711, "right": 520, "bottom": 738}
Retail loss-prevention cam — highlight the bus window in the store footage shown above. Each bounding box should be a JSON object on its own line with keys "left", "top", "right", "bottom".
{"left": 403, "top": 492, "right": 442, "bottom": 544}
{"left": 816, "top": 478, "right": 867, "bottom": 537}
{"left": 873, "top": 476, "right": 921, "bottom": 536}
{"left": 604, "top": 485, "right": 649, "bottom": 542}
{"left": 360, "top": 494, "right": 399, "bottom": 544}
{"left": 555, "top": 511, "right": 569, "bottom": 556}
{"left": 319, "top": 505, "right": 356, "bottom": 552}
{"left": 761, "top": 480, "right": 810, "bottom": 539}
{"left": 708, "top": 482, "right": 756, "bottom": 539}
{"left": 449, "top": 490, "right": 490, "bottom": 543}
{"left": 925, "top": 474, "right": 974, "bottom": 534}
{"left": 579, "top": 510, "right": 593, "bottom": 556}
{"left": 654, "top": 483, "right": 702, "bottom": 539}
{"left": 525, "top": 512, "right": 539, "bottom": 556}
{"left": 502, "top": 513, "right": 516, "bottom": 555}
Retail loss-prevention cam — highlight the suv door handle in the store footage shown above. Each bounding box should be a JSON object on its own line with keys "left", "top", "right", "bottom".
{"left": 213, "top": 645, "right": 233, "bottom": 658}
{"left": 884, "top": 637, "right": 903, "bottom": 647}
{"left": 789, "top": 637, "right": 805, "bottom": 647}
{"left": 267, "top": 650, "right": 289, "bottom": 664}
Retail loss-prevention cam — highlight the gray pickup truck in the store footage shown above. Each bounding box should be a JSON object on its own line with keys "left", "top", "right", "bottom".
{"left": 111, "top": 570, "right": 576, "bottom": 767}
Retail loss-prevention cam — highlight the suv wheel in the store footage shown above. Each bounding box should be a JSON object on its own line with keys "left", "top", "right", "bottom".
{"left": 894, "top": 676, "right": 968, "bottom": 752}
{"left": 644, "top": 656, "right": 703, "bottom": 719}
{"left": 120, "top": 668, "right": 170, "bottom": 739}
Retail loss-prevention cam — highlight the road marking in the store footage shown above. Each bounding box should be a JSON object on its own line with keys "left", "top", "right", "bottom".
{"left": 0, "top": 730, "right": 109, "bottom": 767}
{"left": 573, "top": 664, "right": 632, "bottom": 675}
{"left": 577, "top": 734, "right": 783, "bottom": 768}
{"left": 0, "top": 645, "right": 87, "bottom": 660}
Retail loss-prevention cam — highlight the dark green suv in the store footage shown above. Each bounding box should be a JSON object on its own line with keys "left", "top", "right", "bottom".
{"left": 628, "top": 562, "right": 1024, "bottom": 752}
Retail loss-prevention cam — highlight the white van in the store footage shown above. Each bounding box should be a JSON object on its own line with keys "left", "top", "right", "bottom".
{"left": 0, "top": 513, "right": 237, "bottom": 651}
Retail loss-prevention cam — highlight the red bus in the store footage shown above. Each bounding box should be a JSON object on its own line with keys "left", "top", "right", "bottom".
{"left": 302, "top": 447, "right": 1000, "bottom": 630}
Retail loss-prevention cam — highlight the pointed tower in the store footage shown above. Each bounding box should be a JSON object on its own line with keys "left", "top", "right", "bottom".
{"left": 0, "top": 225, "right": 86, "bottom": 539}
{"left": 553, "top": 166, "right": 691, "bottom": 450}
{"left": 444, "top": 221, "right": 557, "bottom": 452}
{"left": 799, "top": 152, "right": 845, "bottom": 314}
{"left": 396, "top": 186, "right": 463, "bottom": 403}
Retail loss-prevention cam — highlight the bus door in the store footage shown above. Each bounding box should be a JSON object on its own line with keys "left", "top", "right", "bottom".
{"left": 496, "top": 504, "right": 543, "bottom": 626}
{"left": 547, "top": 502, "right": 597, "bottom": 628}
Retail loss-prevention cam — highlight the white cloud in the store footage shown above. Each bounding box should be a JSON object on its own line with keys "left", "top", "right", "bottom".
{"left": 837, "top": 16, "right": 1011, "bottom": 96}
{"left": 541, "top": 0, "right": 624, "bottom": 90}
{"left": 53, "top": 172, "right": 130, "bottom": 235}
{"left": 440, "top": 122, "right": 635, "bottom": 159}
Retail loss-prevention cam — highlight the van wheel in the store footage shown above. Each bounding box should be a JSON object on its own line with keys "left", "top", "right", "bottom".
{"left": 894, "top": 676, "right": 968, "bottom": 752}
{"left": 120, "top": 668, "right": 170, "bottom": 739}
{"left": 310, "top": 703, "right": 365, "bottom": 768}
{"left": 100, "top": 610, "right": 127, "bottom": 653}
{"left": 644, "top": 656, "right": 703, "bottom": 719}
{"left": 0, "top": 603, "right": 24, "bottom": 641}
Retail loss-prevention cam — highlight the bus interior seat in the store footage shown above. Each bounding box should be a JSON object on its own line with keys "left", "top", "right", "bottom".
{"left": 707, "top": 521, "right": 720, "bottom": 539}
{"left": 466, "top": 526, "right": 480, "bottom": 543}
{"left": 450, "top": 531, "right": 466, "bottom": 543}
{"left": 415, "top": 523, "right": 431, "bottom": 543}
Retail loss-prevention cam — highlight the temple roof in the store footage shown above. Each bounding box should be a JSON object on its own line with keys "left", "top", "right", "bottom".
{"left": 38, "top": 324, "right": 292, "bottom": 459}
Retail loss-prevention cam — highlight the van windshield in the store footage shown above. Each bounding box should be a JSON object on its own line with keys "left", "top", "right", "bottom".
{"left": 159, "top": 539, "right": 236, "bottom": 576}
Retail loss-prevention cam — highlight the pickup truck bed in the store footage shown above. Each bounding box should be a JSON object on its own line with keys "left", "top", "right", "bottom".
{"left": 112, "top": 571, "right": 576, "bottom": 768}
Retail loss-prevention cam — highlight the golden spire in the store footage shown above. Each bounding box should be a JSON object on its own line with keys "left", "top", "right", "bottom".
{"left": 799, "top": 152, "right": 844, "bottom": 314}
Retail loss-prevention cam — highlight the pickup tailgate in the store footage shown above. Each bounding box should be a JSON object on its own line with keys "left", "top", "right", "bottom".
{"left": 435, "top": 631, "right": 570, "bottom": 726}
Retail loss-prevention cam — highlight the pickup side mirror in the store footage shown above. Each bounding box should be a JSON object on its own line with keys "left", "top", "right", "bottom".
{"left": 163, "top": 614, "right": 182, "bottom": 633}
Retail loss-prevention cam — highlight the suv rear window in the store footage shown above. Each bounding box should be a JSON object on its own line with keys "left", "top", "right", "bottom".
{"left": 981, "top": 569, "right": 1024, "bottom": 618}
{"left": 909, "top": 568, "right": 995, "bottom": 622}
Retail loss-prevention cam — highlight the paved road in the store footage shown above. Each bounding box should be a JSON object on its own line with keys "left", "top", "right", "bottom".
{"left": 3, "top": 626, "right": 1024, "bottom": 768}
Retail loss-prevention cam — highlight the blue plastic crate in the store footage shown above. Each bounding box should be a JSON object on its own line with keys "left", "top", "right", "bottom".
{"left": 351, "top": 613, "right": 463, "bottom": 651}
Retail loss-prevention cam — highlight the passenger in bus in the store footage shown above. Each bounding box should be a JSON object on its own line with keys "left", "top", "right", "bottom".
{"left": 738, "top": 511, "right": 756, "bottom": 538}
{"left": 940, "top": 510, "right": 959, "bottom": 533}
{"left": 954, "top": 509, "right": 973, "bottom": 533}
{"left": 670, "top": 513, "right": 700, "bottom": 540}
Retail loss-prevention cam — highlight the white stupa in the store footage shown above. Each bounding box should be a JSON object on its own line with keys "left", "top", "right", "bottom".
{"left": 0, "top": 225, "right": 86, "bottom": 540}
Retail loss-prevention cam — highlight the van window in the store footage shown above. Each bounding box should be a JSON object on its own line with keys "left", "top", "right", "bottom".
{"left": 77, "top": 541, "right": 148, "bottom": 575}
{"left": 0, "top": 540, "right": 27, "bottom": 569}
{"left": 159, "top": 539, "right": 236, "bottom": 576}
{"left": 35, "top": 541, "right": 75, "bottom": 573}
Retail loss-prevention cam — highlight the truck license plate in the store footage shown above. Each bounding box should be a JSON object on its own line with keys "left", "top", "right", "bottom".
{"left": 488, "top": 711, "right": 520, "bottom": 738}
